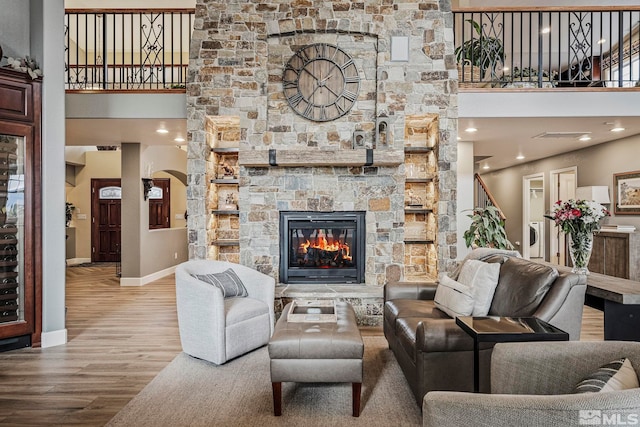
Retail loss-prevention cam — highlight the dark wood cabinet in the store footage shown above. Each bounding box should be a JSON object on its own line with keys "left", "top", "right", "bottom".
{"left": 589, "top": 231, "right": 640, "bottom": 281}
{"left": 0, "top": 68, "right": 42, "bottom": 350}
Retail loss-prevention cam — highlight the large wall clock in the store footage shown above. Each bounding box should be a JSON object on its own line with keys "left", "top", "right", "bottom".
{"left": 283, "top": 43, "right": 361, "bottom": 122}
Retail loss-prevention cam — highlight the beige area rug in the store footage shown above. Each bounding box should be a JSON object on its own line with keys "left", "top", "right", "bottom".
{"left": 107, "top": 336, "right": 421, "bottom": 427}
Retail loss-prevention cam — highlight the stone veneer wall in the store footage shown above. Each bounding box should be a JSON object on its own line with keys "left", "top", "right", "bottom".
{"left": 187, "top": 0, "right": 458, "bottom": 312}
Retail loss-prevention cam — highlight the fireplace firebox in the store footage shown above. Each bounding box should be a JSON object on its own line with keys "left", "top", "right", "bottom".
{"left": 279, "top": 211, "right": 365, "bottom": 284}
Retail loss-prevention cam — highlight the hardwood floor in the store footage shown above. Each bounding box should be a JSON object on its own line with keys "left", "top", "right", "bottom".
{"left": 580, "top": 305, "right": 605, "bottom": 341}
{"left": 0, "top": 265, "right": 605, "bottom": 426}
{"left": 0, "top": 265, "right": 182, "bottom": 426}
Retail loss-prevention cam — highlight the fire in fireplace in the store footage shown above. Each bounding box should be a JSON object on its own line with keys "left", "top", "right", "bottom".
{"left": 279, "top": 211, "right": 365, "bottom": 284}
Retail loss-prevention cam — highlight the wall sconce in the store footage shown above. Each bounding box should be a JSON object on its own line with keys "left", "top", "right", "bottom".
{"left": 376, "top": 116, "right": 389, "bottom": 147}
{"left": 576, "top": 186, "right": 610, "bottom": 204}
{"left": 352, "top": 131, "right": 366, "bottom": 149}
{"left": 142, "top": 178, "right": 154, "bottom": 201}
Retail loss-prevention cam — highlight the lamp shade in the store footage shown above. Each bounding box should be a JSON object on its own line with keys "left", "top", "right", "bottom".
{"left": 576, "top": 186, "right": 610, "bottom": 204}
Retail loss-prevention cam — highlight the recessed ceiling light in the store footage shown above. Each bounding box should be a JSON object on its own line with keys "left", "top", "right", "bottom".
{"left": 516, "top": 154, "right": 525, "bottom": 160}
{"left": 156, "top": 129, "right": 169, "bottom": 134}
{"left": 579, "top": 135, "right": 592, "bottom": 141}
{"left": 502, "top": 66, "right": 510, "bottom": 72}
{"left": 597, "top": 38, "right": 606, "bottom": 44}
{"left": 174, "top": 137, "right": 185, "bottom": 142}
{"left": 611, "top": 127, "right": 625, "bottom": 132}
{"left": 456, "top": 136, "right": 461, "bottom": 141}
{"left": 541, "top": 27, "right": 551, "bottom": 34}
{"left": 465, "top": 127, "right": 478, "bottom": 133}
{"left": 482, "top": 164, "right": 490, "bottom": 170}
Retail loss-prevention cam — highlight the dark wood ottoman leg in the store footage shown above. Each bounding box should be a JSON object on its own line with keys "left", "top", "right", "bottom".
{"left": 352, "top": 382, "right": 361, "bottom": 417}
{"left": 272, "top": 382, "right": 282, "bottom": 416}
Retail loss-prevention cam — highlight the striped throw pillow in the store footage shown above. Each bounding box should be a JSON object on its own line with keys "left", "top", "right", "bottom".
{"left": 193, "top": 268, "right": 248, "bottom": 298}
{"left": 574, "top": 358, "right": 639, "bottom": 393}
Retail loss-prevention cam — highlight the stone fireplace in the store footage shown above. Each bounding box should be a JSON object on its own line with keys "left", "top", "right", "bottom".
{"left": 279, "top": 211, "right": 366, "bottom": 284}
{"left": 187, "top": 0, "right": 458, "bottom": 325}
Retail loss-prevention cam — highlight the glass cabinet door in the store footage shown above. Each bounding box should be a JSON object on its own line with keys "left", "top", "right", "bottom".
{"left": 0, "top": 68, "right": 41, "bottom": 347}
{"left": 0, "top": 132, "right": 24, "bottom": 325}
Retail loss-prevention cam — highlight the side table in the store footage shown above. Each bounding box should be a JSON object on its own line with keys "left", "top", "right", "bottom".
{"left": 456, "top": 316, "right": 569, "bottom": 392}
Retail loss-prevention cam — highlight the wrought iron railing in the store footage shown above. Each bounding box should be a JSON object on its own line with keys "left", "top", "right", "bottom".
{"left": 64, "top": 9, "right": 194, "bottom": 91}
{"left": 455, "top": 7, "right": 640, "bottom": 89}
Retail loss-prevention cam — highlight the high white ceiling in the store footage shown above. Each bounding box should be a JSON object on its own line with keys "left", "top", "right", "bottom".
{"left": 66, "top": 118, "right": 187, "bottom": 147}
{"left": 459, "top": 116, "right": 640, "bottom": 172}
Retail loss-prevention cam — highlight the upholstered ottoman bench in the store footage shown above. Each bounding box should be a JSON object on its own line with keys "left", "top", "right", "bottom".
{"left": 268, "top": 301, "right": 364, "bottom": 417}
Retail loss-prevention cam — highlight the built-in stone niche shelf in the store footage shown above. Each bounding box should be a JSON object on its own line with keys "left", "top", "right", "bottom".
{"left": 274, "top": 284, "right": 384, "bottom": 326}
{"left": 239, "top": 148, "right": 404, "bottom": 167}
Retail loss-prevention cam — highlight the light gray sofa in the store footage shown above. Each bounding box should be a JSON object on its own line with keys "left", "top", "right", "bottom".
{"left": 423, "top": 341, "right": 640, "bottom": 427}
{"left": 175, "top": 260, "right": 275, "bottom": 364}
{"left": 384, "top": 250, "right": 587, "bottom": 404}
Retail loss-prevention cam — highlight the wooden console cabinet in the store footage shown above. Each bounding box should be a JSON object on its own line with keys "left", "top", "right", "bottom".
{"left": 588, "top": 231, "right": 640, "bottom": 281}
{"left": 0, "top": 68, "right": 42, "bottom": 350}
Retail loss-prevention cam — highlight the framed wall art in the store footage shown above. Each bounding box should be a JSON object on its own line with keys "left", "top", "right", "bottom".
{"left": 613, "top": 170, "right": 640, "bottom": 215}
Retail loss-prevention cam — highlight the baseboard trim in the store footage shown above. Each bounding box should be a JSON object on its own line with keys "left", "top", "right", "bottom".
{"left": 65, "top": 258, "right": 91, "bottom": 266}
{"left": 120, "top": 265, "right": 177, "bottom": 287}
{"left": 41, "top": 329, "right": 68, "bottom": 348}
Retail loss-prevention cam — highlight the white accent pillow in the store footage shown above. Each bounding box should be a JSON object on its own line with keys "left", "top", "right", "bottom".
{"left": 434, "top": 275, "right": 474, "bottom": 318}
{"left": 457, "top": 259, "right": 501, "bottom": 316}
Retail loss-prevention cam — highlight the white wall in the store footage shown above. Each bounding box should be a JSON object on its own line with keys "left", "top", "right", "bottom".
{"left": 0, "top": 1, "right": 30, "bottom": 60}
{"left": 457, "top": 141, "right": 474, "bottom": 259}
{"left": 34, "top": 0, "right": 68, "bottom": 348}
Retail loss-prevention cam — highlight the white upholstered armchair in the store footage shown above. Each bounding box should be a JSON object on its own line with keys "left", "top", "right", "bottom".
{"left": 423, "top": 341, "right": 640, "bottom": 427}
{"left": 175, "top": 260, "right": 275, "bottom": 365}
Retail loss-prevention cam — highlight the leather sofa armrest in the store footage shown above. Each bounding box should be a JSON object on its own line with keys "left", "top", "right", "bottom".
{"left": 533, "top": 272, "right": 586, "bottom": 321}
{"left": 384, "top": 280, "right": 437, "bottom": 302}
{"left": 415, "top": 317, "right": 474, "bottom": 353}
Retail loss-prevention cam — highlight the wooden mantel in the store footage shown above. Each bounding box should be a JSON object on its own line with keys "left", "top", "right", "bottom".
{"left": 238, "top": 148, "right": 404, "bottom": 167}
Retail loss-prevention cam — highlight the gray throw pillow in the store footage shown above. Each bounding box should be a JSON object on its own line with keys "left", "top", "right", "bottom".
{"left": 193, "top": 268, "right": 248, "bottom": 298}
{"left": 574, "top": 358, "right": 639, "bottom": 393}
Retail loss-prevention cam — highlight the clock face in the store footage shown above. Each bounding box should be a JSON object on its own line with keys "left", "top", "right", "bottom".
{"left": 283, "top": 43, "right": 361, "bottom": 122}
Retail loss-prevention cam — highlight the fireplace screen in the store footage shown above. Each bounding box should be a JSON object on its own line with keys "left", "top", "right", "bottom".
{"left": 279, "top": 211, "right": 365, "bottom": 284}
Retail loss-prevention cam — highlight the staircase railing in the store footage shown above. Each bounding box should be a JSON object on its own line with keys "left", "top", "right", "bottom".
{"left": 474, "top": 173, "right": 506, "bottom": 221}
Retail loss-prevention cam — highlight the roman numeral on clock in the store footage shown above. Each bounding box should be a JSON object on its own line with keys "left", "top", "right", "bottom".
{"left": 342, "top": 90, "right": 358, "bottom": 102}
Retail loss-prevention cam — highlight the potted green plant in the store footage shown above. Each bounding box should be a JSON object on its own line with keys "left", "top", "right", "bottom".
{"left": 499, "top": 66, "right": 556, "bottom": 88}
{"left": 463, "top": 205, "right": 514, "bottom": 249}
{"left": 454, "top": 19, "right": 505, "bottom": 81}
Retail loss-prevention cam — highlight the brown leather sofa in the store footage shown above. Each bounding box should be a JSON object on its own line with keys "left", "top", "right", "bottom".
{"left": 383, "top": 252, "right": 587, "bottom": 405}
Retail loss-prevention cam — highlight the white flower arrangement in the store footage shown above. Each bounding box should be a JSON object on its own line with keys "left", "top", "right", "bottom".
{"left": 5, "top": 56, "right": 43, "bottom": 79}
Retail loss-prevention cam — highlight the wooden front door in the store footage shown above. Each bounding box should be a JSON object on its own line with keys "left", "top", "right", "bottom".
{"left": 91, "top": 179, "right": 121, "bottom": 262}
{"left": 148, "top": 178, "right": 170, "bottom": 229}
